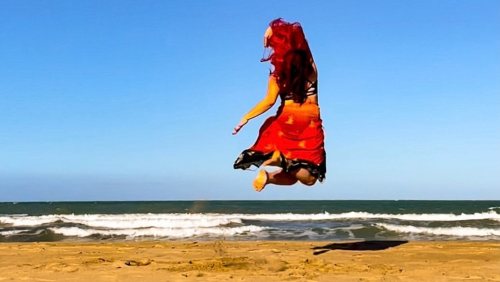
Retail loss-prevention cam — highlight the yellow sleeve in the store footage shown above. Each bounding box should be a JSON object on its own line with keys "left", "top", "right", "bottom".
{"left": 241, "top": 76, "right": 280, "bottom": 122}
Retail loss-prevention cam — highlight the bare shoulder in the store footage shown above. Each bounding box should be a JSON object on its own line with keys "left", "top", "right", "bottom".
{"left": 268, "top": 75, "right": 279, "bottom": 88}
{"left": 268, "top": 74, "right": 278, "bottom": 83}
{"left": 265, "top": 74, "right": 280, "bottom": 100}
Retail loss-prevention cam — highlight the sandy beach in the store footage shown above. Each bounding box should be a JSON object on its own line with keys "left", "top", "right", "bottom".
{"left": 0, "top": 240, "right": 498, "bottom": 281}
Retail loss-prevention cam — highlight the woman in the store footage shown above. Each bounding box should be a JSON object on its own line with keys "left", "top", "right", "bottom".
{"left": 232, "top": 18, "right": 326, "bottom": 191}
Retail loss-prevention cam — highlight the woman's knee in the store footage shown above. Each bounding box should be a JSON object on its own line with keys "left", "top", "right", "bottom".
{"left": 299, "top": 177, "right": 317, "bottom": 186}
{"left": 295, "top": 169, "right": 317, "bottom": 186}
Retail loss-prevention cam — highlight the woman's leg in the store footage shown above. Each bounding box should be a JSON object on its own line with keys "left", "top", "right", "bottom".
{"left": 293, "top": 168, "right": 317, "bottom": 186}
{"left": 267, "top": 168, "right": 317, "bottom": 186}
{"left": 254, "top": 168, "right": 317, "bottom": 191}
{"left": 262, "top": 150, "right": 282, "bottom": 167}
{"left": 253, "top": 169, "right": 297, "bottom": 192}
{"left": 253, "top": 169, "right": 296, "bottom": 192}
{"left": 267, "top": 169, "right": 298, "bottom": 185}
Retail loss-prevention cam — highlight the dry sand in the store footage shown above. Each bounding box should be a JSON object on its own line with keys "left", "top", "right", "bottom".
{"left": 0, "top": 240, "right": 499, "bottom": 281}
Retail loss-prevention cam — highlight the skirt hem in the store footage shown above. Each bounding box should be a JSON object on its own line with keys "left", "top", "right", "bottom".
{"left": 233, "top": 149, "right": 326, "bottom": 182}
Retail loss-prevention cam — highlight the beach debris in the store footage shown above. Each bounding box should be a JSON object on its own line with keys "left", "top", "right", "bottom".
{"left": 124, "top": 259, "right": 152, "bottom": 266}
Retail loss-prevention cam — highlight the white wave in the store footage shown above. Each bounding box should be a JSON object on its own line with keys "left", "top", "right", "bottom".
{"left": 329, "top": 224, "right": 365, "bottom": 238}
{"left": 237, "top": 211, "right": 500, "bottom": 222}
{"left": 0, "top": 214, "right": 242, "bottom": 229}
{"left": 0, "top": 229, "right": 29, "bottom": 236}
{"left": 49, "top": 225, "right": 266, "bottom": 239}
{"left": 1, "top": 210, "right": 499, "bottom": 229}
{"left": 0, "top": 215, "right": 60, "bottom": 226}
{"left": 333, "top": 224, "right": 365, "bottom": 230}
{"left": 63, "top": 214, "right": 242, "bottom": 229}
{"left": 377, "top": 223, "right": 500, "bottom": 237}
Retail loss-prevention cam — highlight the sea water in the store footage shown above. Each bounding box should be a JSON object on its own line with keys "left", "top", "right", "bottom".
{"left": 0, "top": 201, "right": 499, "bottom": 242}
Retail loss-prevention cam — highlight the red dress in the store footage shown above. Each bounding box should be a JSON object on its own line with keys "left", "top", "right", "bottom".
{"left": 234, "top": 84, "right": 326, "bottom": 181}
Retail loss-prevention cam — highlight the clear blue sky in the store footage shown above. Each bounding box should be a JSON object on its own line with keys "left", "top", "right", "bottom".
{"left": 1, "top": 0, "right": 499, "bottom": 201}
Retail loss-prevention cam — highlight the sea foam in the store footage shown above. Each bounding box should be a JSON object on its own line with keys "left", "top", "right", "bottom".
{"left": 48, "top": 225, "right": 266, "bottom": 238}
{"left": 0, "top": 229, "right": 29, "bottom": 236}
{"left": 1, "top": 210, "right": 499, "bottom": 229}
{"left": 377, "top": 223, "right": 500, "bottom": 237}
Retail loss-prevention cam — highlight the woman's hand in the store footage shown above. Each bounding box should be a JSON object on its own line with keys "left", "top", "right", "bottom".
{"left": 232, "top": 119, "right": 248, "bottom": 135}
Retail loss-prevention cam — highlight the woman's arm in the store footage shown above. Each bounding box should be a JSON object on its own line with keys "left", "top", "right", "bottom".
{"left": 242, "top": 75, "right": 280, "bottom": 121}
{"left": 232, "top": 76, "right": 280, "bottom": 135}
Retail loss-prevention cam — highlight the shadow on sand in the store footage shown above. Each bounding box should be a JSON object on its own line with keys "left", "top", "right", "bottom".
{"left": 312, "top": 240, "right": 408, "bottom": 255}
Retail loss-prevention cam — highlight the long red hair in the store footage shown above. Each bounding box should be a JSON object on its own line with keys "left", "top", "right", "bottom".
{"left": 262, "top": 18, "right": 315, "bottom": 103}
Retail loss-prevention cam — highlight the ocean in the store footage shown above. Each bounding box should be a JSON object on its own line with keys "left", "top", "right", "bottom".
{"left": 0, "top": 201, "right": 499, "bottom": 242}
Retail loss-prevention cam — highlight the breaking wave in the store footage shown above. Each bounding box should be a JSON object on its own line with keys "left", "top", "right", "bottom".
{"left": 1, "top": 210, "right": 499, "bottom": 228}
{"left": 377, "top": 223, "right": 500, "bottom": 237}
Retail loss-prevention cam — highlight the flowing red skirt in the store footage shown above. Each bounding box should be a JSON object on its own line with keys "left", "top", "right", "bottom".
{"left": 234, "top": 101, "right": 326, "bottom": 181}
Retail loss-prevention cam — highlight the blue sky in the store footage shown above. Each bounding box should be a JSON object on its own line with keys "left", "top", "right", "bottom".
{"left": 1, "top": 0, "right": 499, "bottom": 201}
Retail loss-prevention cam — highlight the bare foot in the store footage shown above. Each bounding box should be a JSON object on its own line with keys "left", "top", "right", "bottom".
{"left": 253, "top": 170, "right": 268, "bottom": 192}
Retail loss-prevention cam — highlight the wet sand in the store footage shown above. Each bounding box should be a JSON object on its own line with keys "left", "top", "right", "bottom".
{"left": 0, "top": 240, "right": 499, "bottom": 281}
